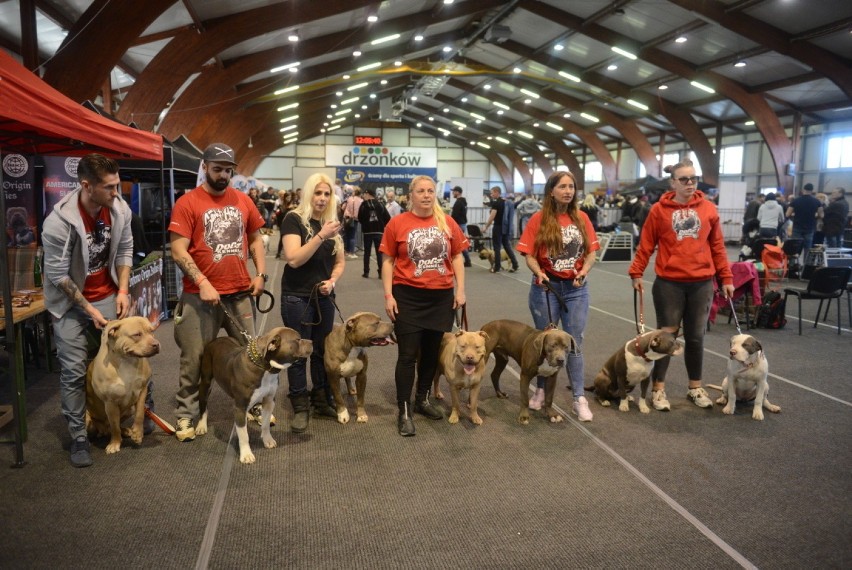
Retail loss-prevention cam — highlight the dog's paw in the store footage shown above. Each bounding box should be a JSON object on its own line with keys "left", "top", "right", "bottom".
{"left": 639, "top": 400, "right": 650, "bottom": 414}
{"left": 518, "top": 414, "right": 530, "bottom": 425}
{"left": 626, "top": 395, "right": 635, "bottom": 402}
{"left": 495, "top": 390, "right": 508, "bottom": 399}
{"left": 549, "top": 414, "right": 564, "bottom": 423}
{"left": 434, "top": 389, "right": 445, "bottom": 400}
{"left": 470, "top": 413, "right": 483, "bottom": 426}
{"left": 722, "top": 404, "right": 735, "bottom": 415}
{"left": 448, "top": 411, "right": 460, "bottom": 424}
{"left": 196, "top": 415, "right": 208, "bottom": 436}
{"left": 356, "top": 413, "right": 369, "bottom": 423}
{"left": 600, "top": 399, "right": 611, "bottom": 407}
{"left": 262, "top": 435, "right": 277, "bottom": 449}
{"left": 765, "top": 403, "right": 781, "bottom": 413}
{"left": 105, "top": 441, "right": 121, "bottom": 454}
{"left": 618, "top": 401, "right": 630, "bottom": 412}
{"left": 715, "top": 396, "right": 727, "bottom": 406}
{"left": 348, "top": 386, "right": 357, "bottom": 396}
{"left": 337, "top": 409, "right": 350, "bottom": 424}
{"left": 239, "top": 450, "right": 257, "bottom": 464}
{"left": 752, "top": 409, "right": 765, "bottom": 421}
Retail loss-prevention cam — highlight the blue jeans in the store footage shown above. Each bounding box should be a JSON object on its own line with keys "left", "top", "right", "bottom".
{"left": 281, "top": 294, "right": 335, "bottom": 396}
{"left": 344, "top": 221, "right": 359, "bottom": 254}
{"left": 824, "top": 234, "right": 843, "bottom": 248}
{"left": 53, "top": 296, "right": 116, "bottom": 439}
{"left": 791, "top": 227, "right": 815, "bottom": 264}
{"left": 528, "top": 278, "right": 588, "bottom": 399}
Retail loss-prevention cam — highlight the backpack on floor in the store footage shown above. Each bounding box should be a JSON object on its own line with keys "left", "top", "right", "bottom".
{"left": 755, "top": 290, "right": 787, "bottom": 329}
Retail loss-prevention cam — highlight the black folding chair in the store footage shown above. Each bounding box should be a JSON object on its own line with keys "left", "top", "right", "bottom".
{"left": 466, "top": 224, "right": 491, "bottom": 252}
{"left": 783, "top": 266, "right": 852, "bottom": 335}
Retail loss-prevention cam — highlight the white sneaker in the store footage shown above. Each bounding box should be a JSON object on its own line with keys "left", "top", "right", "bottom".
{"left": 687, "top": 387, "right": 714, "bottom": 409}
{"left": 651, "top": 389, "right": 671, "bottom": 411}
{"left": 528, "top": 387, "right": 545, "bottom": 410}
{"left": 175, "top": 417, "right": 195, "bottom": 442}
{"left": 572, "top": 396, "right": 593, "bottom": 422}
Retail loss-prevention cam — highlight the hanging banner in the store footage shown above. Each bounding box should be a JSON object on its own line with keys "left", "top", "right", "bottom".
{"left": 128, "top": 257, "right": 164, "bottom": 325}
{"left": 2, "top": 153, "right": 38, "bottom": 247}
{"left": 43, "top": 155, "right": 80, "bottom": 215}
{"left": 326, "top": 145, "right": 437, "bottom": 168}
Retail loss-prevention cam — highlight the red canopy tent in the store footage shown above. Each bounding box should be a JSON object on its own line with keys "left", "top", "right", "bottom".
{"left": 1, "top": 49, "right": 163, "bottom": 466}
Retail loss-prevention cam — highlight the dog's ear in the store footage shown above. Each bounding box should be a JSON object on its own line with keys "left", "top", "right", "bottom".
{"left": 743, "top": 336, "right": 762, "bottom": 355}
{"left": 566, "top": 333, "right": 578, "bottom": 354}
{"left": 478, "top": 330, "right": 489, "bottom": 341}
{"left": 107, "top": 321, "right": 122, "bottom": 339}
{"left": 454, "top": 329, "right": 465, "bottom": 338}
{"left": 345, "top": 317, "right": 357, "bottom": 332}
{"left": 265, "top": 334, "right": 282, "bottom": 356}
{"left": 533, "top": 332, "right": 545, "bottom": 358}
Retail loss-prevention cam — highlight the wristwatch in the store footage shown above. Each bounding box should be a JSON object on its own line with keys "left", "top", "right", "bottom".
{"left": 257, "top": 273, "right": 269, "bottom": 282}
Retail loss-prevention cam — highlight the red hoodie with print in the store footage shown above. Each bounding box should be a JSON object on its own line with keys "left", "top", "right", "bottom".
{"left": 629, "top": 190, "right": 733, "bottom": 286}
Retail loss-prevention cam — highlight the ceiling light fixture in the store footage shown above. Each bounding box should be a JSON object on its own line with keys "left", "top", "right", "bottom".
{"left": 469, "top": 112, "right": 486, "bottom": 120}
{"left": 367, "top": 15, "right": 378, "bottom": 23}
{"left": 357, "top": 62, "right": 382, "bottom": 72}
{"left": 607, "top": 64, "right": 618, "bottom": 71}
{"left": 554, "top": 44, "right": 564, "bottom": 51}
{"left": 353, "top": 49, "right": 362, "bottom": 57}
{"left": 277, "top": 102, "right": 299, "bottom": 112}
{"left": 279, "top": 114, "right": 299, "bottom": 123}
{"left": 371, "top": 33, "right": 400, "bottom": 45}
{"left": 734, "top": 60, "right": 747, "bottom": 68}
{"left": 559, "top": 70, "right": 581, "bottom": 83}
{"left": 497, "top": 110, "right": 504, "bottom": 115}
{"left": 744, "top": 120, "right": 755, "bottom": 126}
{"left": 494, "top": 136, "right": 510, "bottom": 144}
{"left": 483, "top": 84, "right": 491, "bottom": 90}
{"left": 341, "top": 97, "right": 359, "bottom": 105}
{"left": 477, "top": 142, "right": 490, "bottom": 149}
{"left": 273, "top": 85, "right": 300, "bottom": 95}
{"left": 442, "top": 46, "right": 452, "bottom": 52}
{"left": 330, "top": 117, "right": 346, "bottom": 124}
{"left": 517, "top": 130, "right": 533, "bottom": 139}
{"left": 247, "top": 137, "right": 253, "bottom": 149}
{"left": 520, "top": 88, "right": 540, "bottom": 99}
{"left": 675, "top": 36, "right": 687, "bottom": 43}
{"left": 563, "top": 112, "right": 571, "bottom": 118}
{"left": 394, "top": 61, "right": 402, "bottom": 67}
{"left": 546, "top": 122, "right": 563, "bottom": 131}
{"left": 414, "top": 34, "right": 424, "bottom": 41}
{"left": 513, "top": 67, "right": 522, "bottom": 74}
{"left": 288, "top": 31, "right": 299, "bottom": 43}
{"left": 690, "top": 80, "right": 715, "bottom": 94}
{"left": 580, "top": 112, "right": 600, "bottom": 123}
{"left": 335, "top": 108, "right": 352, "bottom": 116}
{"left": 627, "top": 99, "right": 649, "bottom": 111}
{"left": 492, "top": 101, "right": 510, "bottom": 110}
{"left": 347, "top": 82, "right": 369, "bottom": 91}
{"left": 452, "top": 120, "right": 466, "bottom": 128}
{"left": 327, "top": 125, "right": 341, "bottom": 132}
{"left": 270, "top": 61, "right": 300, "bottom": 73}
{"left": 611, "top": 46, "right": 637, "bottom": 60}
{"left": 280, "top": 124, "right": 297, "bottom": 132}
{"left": 658, "top": 84, "right": 668, "bottom": 90}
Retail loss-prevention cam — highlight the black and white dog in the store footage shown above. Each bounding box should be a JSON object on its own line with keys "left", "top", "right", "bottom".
{"left": 716, "top": 334, "right": 780, "bottom": 420}
{"left": 588, "top": 330, "right": 683, "bottom": 413}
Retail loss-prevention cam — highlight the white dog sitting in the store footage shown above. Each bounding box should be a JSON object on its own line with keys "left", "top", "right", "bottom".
{"left": 716, "top": 334, "right": 781, "bottom": 421}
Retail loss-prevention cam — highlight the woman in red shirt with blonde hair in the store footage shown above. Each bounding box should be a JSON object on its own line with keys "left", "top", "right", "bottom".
{"left": 380, "top": 175, "right": 468, "bottom": 436}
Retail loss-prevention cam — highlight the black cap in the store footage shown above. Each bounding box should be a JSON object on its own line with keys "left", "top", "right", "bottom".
{"left": 363, "top": 187, "right": 376, "bottom": 196}
{"left": 202, "top": 143, "right": 237, "bottom": 166}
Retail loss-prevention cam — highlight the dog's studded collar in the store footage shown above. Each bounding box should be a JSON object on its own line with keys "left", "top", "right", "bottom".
{"left": 246, "top": 339, "right": 268, "bottom": 370}
{"left": 634, "top": 335, "right": 652, "bottom": 362}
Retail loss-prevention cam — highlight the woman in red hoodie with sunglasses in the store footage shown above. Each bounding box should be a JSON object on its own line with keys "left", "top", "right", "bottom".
{"left": 629, "top": 159, "right": 734, "bottom": 412}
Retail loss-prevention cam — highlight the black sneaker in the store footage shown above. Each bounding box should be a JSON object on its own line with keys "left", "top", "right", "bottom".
{"left": 69, "top": 435, "right": 93, "bottom": 468}
{"left": 414, "top": 395, "right": 443, "bottom": 420}
{"left": 398, "top": 402, "right": 415, "bottom": 437}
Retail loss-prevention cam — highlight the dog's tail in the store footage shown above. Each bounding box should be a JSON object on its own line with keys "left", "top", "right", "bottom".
{"left": 705, "top": 384, "right": 724, "bottom": 392}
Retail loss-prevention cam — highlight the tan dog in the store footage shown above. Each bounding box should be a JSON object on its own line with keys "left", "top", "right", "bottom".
{"left": 85, "top": 317, "right": 160, "bottom": 454}
{"left": 325, "top": 312, "right": 395, "bottom": 424}
{"left": 587, "top": 330, "right": 683, "bottom": 413}
{"left": 197, "top": 327, "right": 312, "bottom": 464}
{"left": 481, "top": 319, "right": 576, "bottom": 424}
{"left": 716, "top": 334, "right": 780, "bottom": 420}
{"left": 432, "top": 330, "right": 490, "bottom": 425}
{"left": 478, "top": 248, "right": 510, "bottom": 270}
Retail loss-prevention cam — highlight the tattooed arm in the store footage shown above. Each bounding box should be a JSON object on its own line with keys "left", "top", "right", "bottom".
{"left": 170, "top": 232, "right": 220, "bottom": 305}
{"left": 57, "top": 277, "right": 108, "bottom": 328}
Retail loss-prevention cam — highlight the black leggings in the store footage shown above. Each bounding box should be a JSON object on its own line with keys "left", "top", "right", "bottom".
{"left": 651, "top": 277, "right": 714, "bottom": 382}
{"left": 394, "top": 329, "right": 444, "bottom": 405}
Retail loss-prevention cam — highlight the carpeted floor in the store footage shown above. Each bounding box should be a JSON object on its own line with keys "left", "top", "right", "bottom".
{"left": 1, "top": 244, "right": 850, "bottom": 569}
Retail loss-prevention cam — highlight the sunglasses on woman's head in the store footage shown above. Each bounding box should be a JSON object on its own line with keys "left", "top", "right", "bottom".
{"left": 676, "top": 176, "right": 699, "bottom": 185}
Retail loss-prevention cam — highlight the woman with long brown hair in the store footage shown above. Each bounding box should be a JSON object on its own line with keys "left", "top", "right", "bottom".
{"left": 517, "top": 171, "right": 599, "bottom": 422}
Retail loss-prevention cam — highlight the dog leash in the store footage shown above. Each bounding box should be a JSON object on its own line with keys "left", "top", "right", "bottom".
{"left": 542, "top": 278, "right": 568, "bottom": 330}
{"left": 300, "top": 282, "right": 346, "bottom": 326}
{"left": 454, "top": 303, "right": 468, "bottom": 332}
{"left": 727, "top": 295, "right": 743, "bottom": 335}
{"left": 633, "top": 288, "right": 647, "bottom": 335}
{"left": 254, "top": 290, "right": 275, "bottom": 314}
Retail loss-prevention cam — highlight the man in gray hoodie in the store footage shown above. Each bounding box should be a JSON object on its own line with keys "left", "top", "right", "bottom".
{"left": 42, "top": 154, "right": 134, "bottom": 467}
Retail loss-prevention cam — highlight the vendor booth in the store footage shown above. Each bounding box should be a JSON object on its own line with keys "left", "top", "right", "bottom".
{"left": 0, "top": 49, "right": 163, "bottom": 466}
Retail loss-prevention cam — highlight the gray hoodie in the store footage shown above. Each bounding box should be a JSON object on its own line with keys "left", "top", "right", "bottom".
{"left": 41, "top": 187, "right": 133, "bottom": 318}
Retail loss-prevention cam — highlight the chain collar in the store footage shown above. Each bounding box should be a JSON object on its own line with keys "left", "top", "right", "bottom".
{"left": 246, "top": 338, "right": 267, "bottom": 370}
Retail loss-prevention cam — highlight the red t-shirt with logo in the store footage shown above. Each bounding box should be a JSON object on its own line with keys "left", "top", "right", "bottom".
{"left": 517, "top": 211, "right": 599, "bottom": 279}
{"left": 168, "top": 186, "right": 265, "bottom": 295}
{"left": 79, "top": 201, "right": 116, "bottom": 302}
{"left": 380, "top": 212, "right": 468, "bottom": 289}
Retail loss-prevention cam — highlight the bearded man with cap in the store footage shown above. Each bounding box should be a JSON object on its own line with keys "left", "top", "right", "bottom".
{"left": 168, "top": 143, "right": 268, "bottom": 442}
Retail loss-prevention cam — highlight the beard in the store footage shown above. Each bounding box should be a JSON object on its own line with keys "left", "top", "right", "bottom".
{"left": 206, "top": 172, "right": 229, "bottom": 192}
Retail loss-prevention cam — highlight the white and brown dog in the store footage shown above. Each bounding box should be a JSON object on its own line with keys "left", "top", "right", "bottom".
{"left": 324, "top": 311, "right": 395, "bottom": 424}
{"left": 433, "top": 330, "right": 490, "bottom": 425}
{"left": 716, "top": 334, "right": 780, "bottom": 420}
{"left": 197, "top": 327, "right": 313, "bottom": 464}
{"left": 86, "top": 317, "right": 161, "bottom": 454}
{"left": 587, "top": 330, "right": 683, "bottom": 413}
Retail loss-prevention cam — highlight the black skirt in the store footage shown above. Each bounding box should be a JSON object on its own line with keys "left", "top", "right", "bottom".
{"left": 392, "top": 284, "right": 455, "bottom": 336}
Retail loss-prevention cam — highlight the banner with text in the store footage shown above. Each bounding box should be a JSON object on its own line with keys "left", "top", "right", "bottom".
{"left": 129, "top": 257, "right": 164, "bottom": 325}
{"left": 326, "top": 145, "right": 437, "bottom": 169}
{"left": 2, "top": 153, "right": 38, "bottom": 247}
{"left": 43, "top": 155, "right": 80, "bottom": 215}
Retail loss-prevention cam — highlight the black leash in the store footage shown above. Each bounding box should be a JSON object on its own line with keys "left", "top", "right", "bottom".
{"left": 542, "top": 277, "right": 568, "bottom": 330}
{"left": 454, "top": 303, "right": 468, "bottom": 332}
{"left": 254, "top": 290, "right": 275, "bottom": 314}
{"left": 299, "top": 281, "right": 345, "bottom": 326}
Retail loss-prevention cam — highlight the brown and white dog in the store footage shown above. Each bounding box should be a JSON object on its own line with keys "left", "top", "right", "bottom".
{"left": 587, "top": 330, "right": 683, "bottom": 413}
{"left": 197, "top": 327, "right": 313, "bottom": 464}
{"left": 716, "top": 334, "right": 780, "bottom": 420}
{"left": 481, "top": 319, "right": 576, "bottom": 425}
{"left": 85, "top": 317, "right": 161, "bottom": 454}
{"left": 432, "top": 330, "right": 490, "bottom": 425}
{"left": 478, "top": 248, "right": 510, "bottom": 270}
{"left": 325, "top": 311, "right": 395, "bottom": 424}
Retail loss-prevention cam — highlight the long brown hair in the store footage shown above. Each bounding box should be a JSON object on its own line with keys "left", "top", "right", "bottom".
{"left": 534, "top": 171, "right": 590, "bottom": 256}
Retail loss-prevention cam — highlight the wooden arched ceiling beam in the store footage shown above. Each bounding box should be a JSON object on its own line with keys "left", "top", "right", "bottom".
{"left": 668, "top": 0, "right": 852, "bottom": 98}
{"left": 41, "top": 0, "right": 174, "bottom": 102}
{"left": 485, "top": 45, "right": 661, "bottom": 178}
{"left": 159, "top": 0, "right": 504, "bottom": 136}
{"left": 520, "top": 0, "right": 797, "bottom": 188}
{"left": 117, "top": 0, "right": 378, "bottom": 129}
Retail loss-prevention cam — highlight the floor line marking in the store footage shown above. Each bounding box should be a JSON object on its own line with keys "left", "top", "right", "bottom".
{"left": 195, "top": 426, "right": 236, "bottom": 570}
